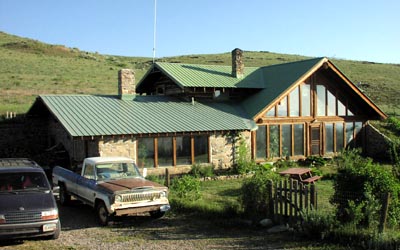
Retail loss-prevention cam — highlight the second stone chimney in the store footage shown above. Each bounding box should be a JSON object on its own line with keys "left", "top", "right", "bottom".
{"left": 118, "top": 69, "right": 135, "bottom": 100}
{"left": 231, "top": 48, "right": 244, "bottom": 78}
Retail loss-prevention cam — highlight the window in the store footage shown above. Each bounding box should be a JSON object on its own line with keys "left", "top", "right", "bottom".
{"left": 346, "top": 122, "right": 354, "bottom": 146}
{"left": 327, "top": 90, "right": 336, "bottom": 116}
{"left": 194, "top": 136, "right": 208, "bottom": 163}
{"left": 282, "top": 125, "right": 291, "bottom": 157}
{"left": 325, "top": 123, "right": 334, "bottom": 153}
{"left": 176, "top": 136, "right": 191, "bottom": 165}
{"left": 301, "top": 84, "right": 311, "bottom": 116}
{"left": 317, "top": 85, "right": 326, "bottom": 116}
{"left": 338, "top": 99, "right": 346, "bottom": 116}
{"left": 269, "top": 125, "right": 280, "bottom": 158}
{"left": 336, "top": 123, "right": 344, "bottom": 151}
{"left": 277, "top": 97, "right": 288, "bottom": 116}
{"left": 266, "top": 107, "right": 275, "bottom": 117}
{"left": 294, "top": 124, "right": 304, "bottom": 155}
{"left": 158, "top": 137, "right": 173, "bottom": 167}
{"left": 289, "top": 87, "right": 299, "bottom": 117}
{"left": 137, "top": 138, "right": 155, "bottom": 168}
{"left": 256, "top": 126, "right": 267, "bottom": 159}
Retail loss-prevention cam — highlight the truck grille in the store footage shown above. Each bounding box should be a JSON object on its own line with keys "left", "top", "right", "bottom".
{"left": 120, "top": 192, "right": 161, "bottom": 202}
{"left": 4, "top": 210, "right": 42, "bottom": 224}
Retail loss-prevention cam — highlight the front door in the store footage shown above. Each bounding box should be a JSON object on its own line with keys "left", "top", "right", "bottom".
{"left": 310, "top": 124, "right": 321, "bottom": 155}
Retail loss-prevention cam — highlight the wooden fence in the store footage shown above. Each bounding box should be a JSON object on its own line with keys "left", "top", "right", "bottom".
{"left": 270, "top": 179, "right": 317, "bottom": 224}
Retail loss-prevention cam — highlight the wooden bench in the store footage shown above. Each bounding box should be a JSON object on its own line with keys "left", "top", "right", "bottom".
{"left": 279, "top": 167, "right": 322, "bottom": 184}
{"left": 301, "top": 175, "right": 322, "bottom": 184}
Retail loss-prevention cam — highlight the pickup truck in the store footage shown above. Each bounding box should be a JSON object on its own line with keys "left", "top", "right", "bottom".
{"left": 52, "top": 156, "right": 170, "bottom": 225}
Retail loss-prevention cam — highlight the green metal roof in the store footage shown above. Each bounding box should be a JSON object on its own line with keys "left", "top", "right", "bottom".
{"left": 33, "top": 95, "right": 257, "bottom": 137}
{"left": 138, "top": 62, "right": 265, "bottom": 89}
{"left": 241, "top": 57, "right": 324, "bottom": 118}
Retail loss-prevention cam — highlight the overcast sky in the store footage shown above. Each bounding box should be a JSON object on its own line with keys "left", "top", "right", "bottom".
{"left": 1, "top": 0, "right": 399, "bottom": 64}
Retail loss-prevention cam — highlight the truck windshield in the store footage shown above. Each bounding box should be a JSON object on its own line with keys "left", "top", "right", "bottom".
{"left": 0, "top": 172, "right": 50, "bottom": 191}
{"left": 96, "top": 162, "right": 141, "bottom": 181}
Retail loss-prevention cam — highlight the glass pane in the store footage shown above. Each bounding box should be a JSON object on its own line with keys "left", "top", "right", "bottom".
{"left": 289, "top": 87, "right": 299, "bottom": 117}
{"left": 336, "top": 123, "right": 344, "bottom": 152}
{"left": 269, "top": 125, "right": 280, "bottom": 158}
{"left": 256, "top": 126, "right": 267, "bottom": 159}
{"left": 354, "top": 122, "right": 363, "bottom": 146}
{"left": 158, "top": 137, "right": 173, "bottom": 167}
{"left": 327, "top": 90, "right": 336, "bottom": 116}
{"left": 338, "top": 99, "right": 346, "bottom": 116}
{"left": 266, "top": 107, "right": 275, "bottom": 117}
{"left": 137, "top": 138, "right": 154, "bottom": 168}
{"left": 311, "top": 126, "right": 320, "bottom": 155}
{"left": 317, "top": 85, "right": 326, "bottom": 116}
{"left": 301, "top": 84, "right": 311, "bottom": 116}
{"left": 325, "top": 123, "right": 334, "bottom": 153}
{"left": 346, "top": 122, "right": 354, "bottom": 146}
{"left": 282, "top": 125, "right": 291, "bottom": 157}
{"left": 176, "top": 136, "right": 191, "bottom": 165}
{"left": 294, "top": 124, "right": 304, "bottom": 156}
{"left": 194, "top": 136, "right": 208, "bottom": 163}
{"left": 277, "top": 97, "right": 287, "bottom": 117}
{"left": 348, "top": 108, "right": 354, "bottom": 116}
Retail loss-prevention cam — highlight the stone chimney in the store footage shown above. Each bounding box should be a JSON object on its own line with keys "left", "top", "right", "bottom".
{"left": 118, "top": 69, "right": 135, "bottom": 100}
{"left": 231, "top": 48, "right": 244, "bottom": 78}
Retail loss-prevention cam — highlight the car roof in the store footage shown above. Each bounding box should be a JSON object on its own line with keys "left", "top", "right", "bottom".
{"left": 84, "top": 157, "right": 135, "bottom": 165}
{"left": 0, "top": 158, "right": 44, "bottom": 172}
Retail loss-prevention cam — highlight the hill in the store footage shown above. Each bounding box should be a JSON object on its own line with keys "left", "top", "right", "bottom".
{"left": 0, "top": 31, "right": 399, "bottom": 116}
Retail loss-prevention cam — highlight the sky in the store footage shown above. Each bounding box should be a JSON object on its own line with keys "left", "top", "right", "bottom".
{"left": 0, "top": 0, "right": 399, "bottom": 64}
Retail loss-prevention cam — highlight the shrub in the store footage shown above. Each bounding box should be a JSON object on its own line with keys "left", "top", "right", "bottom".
{"left": 145, "top": 174, "right": 165, "bottom": 185}
{"left": 232, "top": 133, "right": 257, "bottom": 174}
{"left": 170, "top": 175, "right": 201, "bottom": 201}
{"left": 300, "top": 210, "right": 337, "bottom": 240}
{"left": 331, "top": 149, "right": 400, "bottom": 227}
{"left": 189, "top": 164, "right": 214, "bottom": 178}
{"left": 240, "top": 170, "right": 280, "bottom": 219}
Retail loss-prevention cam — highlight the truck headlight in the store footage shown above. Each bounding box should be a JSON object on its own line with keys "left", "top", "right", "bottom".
{"left": 114, "top": 195, "right": 122, "bottom": 203}
{"left": 160, "top": 191, "right": 167, "bottom": 198}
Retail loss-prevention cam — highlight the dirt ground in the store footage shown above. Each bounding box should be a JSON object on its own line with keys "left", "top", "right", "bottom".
{"left": 0, "top": 200, "right": 304, "bottom": 250}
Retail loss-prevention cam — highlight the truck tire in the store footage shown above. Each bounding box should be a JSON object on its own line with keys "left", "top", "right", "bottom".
{"left": 150, "top": 210, "right": 165, "bottom": 219}
{"left": 96, "top": 201, "right": 112, "bottom": 226}
{"left": 59, "top": 184, "right": 71, "bottom": 206}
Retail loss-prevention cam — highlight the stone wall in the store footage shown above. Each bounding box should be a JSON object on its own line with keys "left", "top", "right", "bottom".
{"left": 365, "top": 123, "right": 392, "bottom": 161}
{"left": 98, "top": 137, "right": 136, "bottom": 160}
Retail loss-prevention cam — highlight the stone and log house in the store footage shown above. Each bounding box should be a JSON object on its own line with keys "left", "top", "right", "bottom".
{"left": 26, "top": 49, "right": 387, "bottom": 174}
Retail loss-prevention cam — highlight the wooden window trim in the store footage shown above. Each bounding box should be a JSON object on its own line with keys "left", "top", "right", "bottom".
{"left": 154, "top": 138, "right": 159, "bottom": 168}
{"left": 191, "top": 136, "right": 195, "bottom": 164}
{"left": 172, "top": 137, "right": 177, "bottom": 166}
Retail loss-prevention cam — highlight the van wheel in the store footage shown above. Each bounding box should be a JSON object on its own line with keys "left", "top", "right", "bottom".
{"left": 59, "top": 184, "right": 71, "bottom": 206}
{"left": 96, "top": 201, "right": 112, "bottom": 226}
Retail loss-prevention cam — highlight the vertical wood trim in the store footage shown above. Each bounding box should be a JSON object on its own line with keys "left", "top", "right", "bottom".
{"left": 291, "top": 124, "right": 294, "bottom": 156}
{"left": 266, "top": 125, "right": 270, "bottom": 159}
{"left": 191, "top": 136, "right": 195, "bottom": 164}
{"left": 279, "top": 125, "right": 282, "bottom": 157}
{"left": 172, "top": 137, "right": 177, "bottom": 167}
{"left": 207, "top": 135, "right": 211, "bottom": 163}
{"left": 154, "top": 138, "right": 158, "bottom": 168}
{"left": 251, "top": 131, "right": 256, "bottom": 160}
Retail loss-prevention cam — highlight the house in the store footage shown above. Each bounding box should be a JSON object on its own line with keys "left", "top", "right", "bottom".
{"left": 27, "top": 49, "right": 387, "bottom": 173}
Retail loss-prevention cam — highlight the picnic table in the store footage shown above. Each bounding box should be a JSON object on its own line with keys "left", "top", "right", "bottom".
{"left": 279, "top": 167, "right": 321, "bottom": 184}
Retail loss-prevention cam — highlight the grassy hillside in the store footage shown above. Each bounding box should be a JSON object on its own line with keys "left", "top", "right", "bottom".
{"left": 1, "top": 31, "right": 399, "bottom": 116}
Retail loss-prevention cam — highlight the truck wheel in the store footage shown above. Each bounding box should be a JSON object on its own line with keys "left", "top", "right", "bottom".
{"left": 150, "top": 210, "right": 165, "bottom": 219}
{"left": 59, "top": 184, "right": 71, "bottom": 206}
{"left": 96, "top": 201, "right": 111, "bottom": 226}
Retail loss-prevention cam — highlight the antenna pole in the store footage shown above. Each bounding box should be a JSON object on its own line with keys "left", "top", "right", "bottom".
{"left": 152, "top": 0, "right": 157, "bottom": 64}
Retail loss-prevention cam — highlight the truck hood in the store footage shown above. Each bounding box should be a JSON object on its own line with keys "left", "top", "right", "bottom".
{"left": 98, "top": 178, "right": 166, "bottom": 192}
{"left": 0, "top": 191, "right": 56, "bottom": 212}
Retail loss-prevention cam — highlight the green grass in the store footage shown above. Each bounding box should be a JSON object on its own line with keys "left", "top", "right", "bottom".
{"left": 1, "top": 31, "right": 400, "bottom": 116}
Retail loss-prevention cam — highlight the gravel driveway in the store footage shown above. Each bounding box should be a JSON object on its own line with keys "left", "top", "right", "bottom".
{"left": 0, "top": 200, "right": 292, "bottom": 250}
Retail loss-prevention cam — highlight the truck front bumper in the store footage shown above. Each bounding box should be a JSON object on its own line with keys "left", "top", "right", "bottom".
{"left": 114, "top": 204, "right": 170, "bottom": 216}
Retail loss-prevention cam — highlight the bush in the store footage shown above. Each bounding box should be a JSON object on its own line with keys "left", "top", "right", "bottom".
{"left": 240, "top": 169, "right": 280, "bottom": 219}
{"left": 331, "top": 149, "right": 400, "bottom": 227}
{"left": 145, "top": 174, "right": 165, "bottom": 185}
{"left": 170, "top": 175, "right": 201, "bottom": 201}
{"left": 189, "top": 164, "right": 214, "bottom": 178}
{"left": 300, "top": 210, "right": 337, "bottom": 240}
